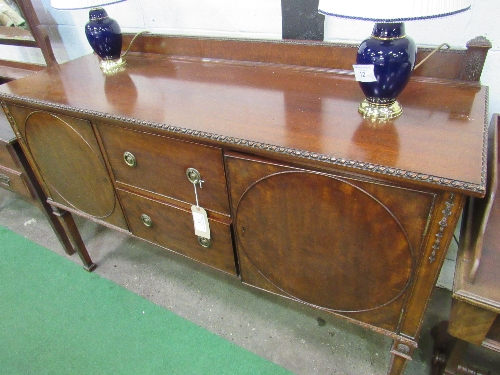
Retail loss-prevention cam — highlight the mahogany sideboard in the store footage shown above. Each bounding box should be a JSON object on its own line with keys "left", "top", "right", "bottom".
{"left": 0, "top": 35, "right": 491, "bottom": 375}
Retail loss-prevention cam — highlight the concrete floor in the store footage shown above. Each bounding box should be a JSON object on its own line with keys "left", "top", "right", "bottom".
{"left": 0, "top": 187, "right": 498, "bottom": 375}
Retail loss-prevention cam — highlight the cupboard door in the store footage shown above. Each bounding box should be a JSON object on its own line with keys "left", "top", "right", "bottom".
{"left": 6, "top": 104, "right": 127, "bottom": 229}
{"left": 225, "top": 153, "right": 436, "bottom": 330}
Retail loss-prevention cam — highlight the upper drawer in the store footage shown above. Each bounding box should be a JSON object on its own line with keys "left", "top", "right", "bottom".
{"left": 97, "top": 123, "right": 230, "bottom": 215}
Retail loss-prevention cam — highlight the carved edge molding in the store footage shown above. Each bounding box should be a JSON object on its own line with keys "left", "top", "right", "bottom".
{"left": 0, "top": 95, "right": 488, "bottom": 196}
{"left": 429, "top": 193, "right": 455, "bottom": 264}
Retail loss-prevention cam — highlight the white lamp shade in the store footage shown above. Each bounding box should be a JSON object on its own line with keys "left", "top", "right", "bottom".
{"left": 50, "top": 0, "right": 126, "bottom": 10}
{"left": 318, "top": 0, "right": 471, "bottom": 22}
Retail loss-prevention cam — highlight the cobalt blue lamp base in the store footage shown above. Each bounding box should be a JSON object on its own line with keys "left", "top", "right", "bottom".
{"left": 85, "top": 8, "right": 126, "bottom": 74}
{"left": 317, "top": 0, "right": 471, "bottom": 120}
{"left": 356, "top": 22, "right": 417, "bottom": 120}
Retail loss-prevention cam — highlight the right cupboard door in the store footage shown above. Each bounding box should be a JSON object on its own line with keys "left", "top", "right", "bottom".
{"left": 225, "top": 152, "right": 437, "bottom": 332}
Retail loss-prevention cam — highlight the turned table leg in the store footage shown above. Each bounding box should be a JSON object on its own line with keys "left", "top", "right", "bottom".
{"left": 431, "top": 321, "right": 492, "bottom": 375}
{"left": 51, "top": 206, "right": 96, "bottom": 272}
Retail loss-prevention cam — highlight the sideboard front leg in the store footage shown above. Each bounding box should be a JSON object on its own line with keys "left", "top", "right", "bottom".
{"left": 51, "top": 206, "right": 96, "bottom": 272}
{"left": 387, "top": 341, "right": 415, "bottom": 375}
{"left": 34, "top": 193, "right": 75, "bottom": 257}
{"left": 25, "top": 199, "right": 75, "bottom": 256}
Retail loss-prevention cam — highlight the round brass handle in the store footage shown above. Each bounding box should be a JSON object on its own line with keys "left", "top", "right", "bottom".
{"left": 140, "top": 214, "right": 152, "bottom": 227}
{"left": 123, "top": 151, "right": 137, "bottom": 167}
{"left": 197, "top": 236, "right": 211, "bottom": 248}
{"left": 186, "top": 168, "right": 201, "bottom": 184}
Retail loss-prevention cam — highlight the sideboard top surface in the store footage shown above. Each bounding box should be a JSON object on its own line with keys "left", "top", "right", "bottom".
{"left": 0, "top": 51, "right": 488, "bottom": 196}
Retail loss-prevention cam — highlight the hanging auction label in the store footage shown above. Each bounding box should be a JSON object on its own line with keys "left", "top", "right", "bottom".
{"left": 353, "top": 64, "right": 377, "bottom": 82}
{"left": 191, "top": 205, "right": 211, "bottom": 239}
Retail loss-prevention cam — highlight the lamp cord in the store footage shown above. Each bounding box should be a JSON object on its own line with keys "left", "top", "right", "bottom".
{"left": 414, "top": 43, "right": 450, "bottom": 70}
{"left": 121, "top": 30, "right": 150, "bottom": 58}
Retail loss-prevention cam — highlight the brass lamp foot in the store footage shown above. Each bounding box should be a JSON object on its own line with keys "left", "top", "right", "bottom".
{"left": 358, "top": 99, "right": 403, "bottom": 121}
{"left": 99, "top": 57, "right": 127, "bottom": 75}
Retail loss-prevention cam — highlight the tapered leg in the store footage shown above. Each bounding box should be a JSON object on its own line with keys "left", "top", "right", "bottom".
{"left": 387, "top": 341, "right": 414, "bottom": 375}
{"left": 13, "top": 142, "right": 76, "bottom": 256}
{"left": 51, "top": 206, "right": 96, "bottom": 272}
{"left": 33, "top": 198, "right": 75, "bottom": 256}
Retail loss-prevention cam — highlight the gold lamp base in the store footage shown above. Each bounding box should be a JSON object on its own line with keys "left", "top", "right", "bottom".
{"left": 358, "top": 99, "right": 403, "bottom": 121}
{"left": 99, "top": 57, "right": 127, "bottom": 75}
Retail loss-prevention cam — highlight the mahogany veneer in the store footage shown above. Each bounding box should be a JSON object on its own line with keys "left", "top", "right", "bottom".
{"left": 0, "top": 35, "right": 492, "bottom": 375}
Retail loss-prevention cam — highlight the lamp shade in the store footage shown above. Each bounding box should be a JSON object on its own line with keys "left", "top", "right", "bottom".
{"left": 318, "top": 0, "right": 471, "bottom": 22}
{"left": 50, "top": 0, "right": 126, "bottom": 10}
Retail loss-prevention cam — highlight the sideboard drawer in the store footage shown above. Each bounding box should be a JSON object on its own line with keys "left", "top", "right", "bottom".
{"left": 97, "top": 123, "right": 230, "bottom": 215}
{"left": 117, "top": 188, "right": 236, "bottom": 275}
{"left": 0, "top": 165, "right": 33, "bottom": 199}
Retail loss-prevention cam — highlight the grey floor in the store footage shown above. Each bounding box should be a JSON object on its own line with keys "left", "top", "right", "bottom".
{"left": 1, "top": 188, "right": 498, "bottom": 375}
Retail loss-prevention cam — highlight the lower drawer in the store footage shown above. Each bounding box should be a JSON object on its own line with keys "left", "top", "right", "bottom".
{"left": 0, "top": 165, "right": 34, "bottom": 200}
{"left": 117, "top": 189, "right": 236, "bottom": 275}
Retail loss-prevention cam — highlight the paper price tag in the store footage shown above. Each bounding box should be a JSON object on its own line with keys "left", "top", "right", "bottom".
{"left": 353, "top": 64, "right": 377, "bottom": 82}
{"left": 191, "top": 205, "right": 211, "bottom": 239}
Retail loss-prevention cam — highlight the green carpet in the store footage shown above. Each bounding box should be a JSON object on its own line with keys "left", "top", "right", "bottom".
{"left": 0, "top": 225, "right": 293, "bottom": 375}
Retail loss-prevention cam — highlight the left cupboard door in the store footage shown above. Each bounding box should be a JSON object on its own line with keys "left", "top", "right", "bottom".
{"left": 4, "top": 104, "right": 128, "bottom": 230}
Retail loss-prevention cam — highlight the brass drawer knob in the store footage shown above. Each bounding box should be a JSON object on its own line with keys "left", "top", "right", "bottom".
{"left": 186, "top": 168, "right": 201, "bottom": 185}
{"left": 140, "top": 214, "right": 152, "bottom": 227}
{"left": 197, "top": 236, "right": 211, "bottom": 248}
{"left": 123, "top": 151, "right": 137, "bottom": 167}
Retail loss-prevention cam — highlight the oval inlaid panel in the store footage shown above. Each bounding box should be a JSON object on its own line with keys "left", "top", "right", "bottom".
{"left": 25, "top": 111, "right": 116, "bottom": 218}
{"left": 235, "top": 171, "right": 414, "bottom": 312}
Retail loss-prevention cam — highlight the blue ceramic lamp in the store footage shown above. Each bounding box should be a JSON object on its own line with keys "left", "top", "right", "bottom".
{"left": 51, "top": 0, "right": 127, "bottom": 74}
{"left": 318, "top": 0, "right": 471, "bottom": 120}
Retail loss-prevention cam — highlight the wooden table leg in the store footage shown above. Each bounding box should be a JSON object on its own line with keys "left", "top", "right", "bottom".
{"left": 387, "top": 341, "right": 414, "bottom": 375}
{"left": 431, "top": 321, "right": 492, "bottom": 375}
{"left": 34, "top": 197, "right": 75, "bottom": 256}
{"left": 51, "top": 206, "right": 96, "bottom": 272}
{"left": 13, "top": 143, "right": 77, "bottom": 257}
{"left": 443, "top": 339, "right": 469, "bottom": 375}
